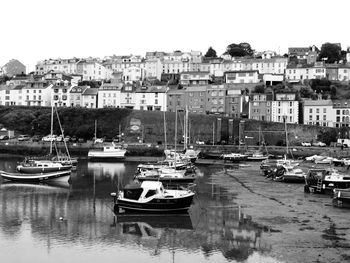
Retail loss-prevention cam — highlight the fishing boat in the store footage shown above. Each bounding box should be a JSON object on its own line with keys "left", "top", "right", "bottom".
{"left": 333, "top": 188, "right": 350, "bottom": 208}
{"left": 304, "top": 168, "right": 350, "bottom": 194}
{"left": 88, "top": 143, "right": 127, "bottom": 160}
{"left": 112, "top": 181, "right": 195, "bottom": 213}
{"left": 0, "top": 169, "right": 71, "bottom": 183}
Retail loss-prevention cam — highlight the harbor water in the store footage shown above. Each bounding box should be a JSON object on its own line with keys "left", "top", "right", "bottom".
{"left": 0, "top": 156, "right": 349, "bottom": 263}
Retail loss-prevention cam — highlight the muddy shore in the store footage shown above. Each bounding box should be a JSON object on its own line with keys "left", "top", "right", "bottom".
{"left": 210, "top": 162, "right": 350, "bottom": 263}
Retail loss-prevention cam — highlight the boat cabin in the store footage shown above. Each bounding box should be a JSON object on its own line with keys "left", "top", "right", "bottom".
{"left": 123, "top": 181, "right": 165, "bottom": 200}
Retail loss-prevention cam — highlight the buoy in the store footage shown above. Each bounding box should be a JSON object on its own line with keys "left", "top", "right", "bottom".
{"left": 59, "top": 217, "right": 64, "bottom": 220}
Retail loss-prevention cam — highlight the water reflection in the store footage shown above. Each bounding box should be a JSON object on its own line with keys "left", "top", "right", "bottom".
{"left": 87, "top": 162, "right": 126, "bottom": 181}
{"left": 0, "top": 158, "right": 283, "bottom": 263}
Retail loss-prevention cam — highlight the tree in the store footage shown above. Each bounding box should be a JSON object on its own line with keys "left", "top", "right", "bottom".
{"left": 224, "top": 42, "right": 254, "bottom": 57}
{"left": 254, "top": 84, "right": 265, "bottom": 93}
{"left": 318, "top": 43, "right": 342, "bottom": 63}
{"left": 204, "top": 47, "right": 217, "bottom": 58}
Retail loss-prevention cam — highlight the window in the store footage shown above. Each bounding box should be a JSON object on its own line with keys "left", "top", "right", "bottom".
{"left": 309, "top": 109, "right": 312, "bottom": 113}
{"left": 155, "top": 99, "right": 158, "bottom": 104}
{"left": 323, "top": 108, "right": 326, "bottom": 113}
{"left": 316, "top": 108, "right": 319, "bottom": 113}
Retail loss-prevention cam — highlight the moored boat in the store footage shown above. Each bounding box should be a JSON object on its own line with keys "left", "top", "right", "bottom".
{"left": 275, "top": 165, "right": 306, "bottom": 183}
{"left": 113, "top": 181, "right": 195, "bottom": 213}
{"left": 304, "top": 168, "right": 350, "bottom": 194}
{"left": 0, "top": 169, "right": 71, "bottom": 183}
{"left": 88, "top": 143, "right": 127, "bottom": 160}
{"left": 221, "top": 153, "right": 248, "bottom": 162}
{"left": 16, "top": 159, "right": 72, "bottom": 174}
{"left": 135, "top": 168, "right": 197, "bottom": 184}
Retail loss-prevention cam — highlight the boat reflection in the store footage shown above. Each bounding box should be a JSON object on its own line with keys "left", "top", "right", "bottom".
{"left": 0, "top": 180, "right": 71, "bottom": 191}
{"left": 87, "top": 162, "right": 126, "bottom": 180}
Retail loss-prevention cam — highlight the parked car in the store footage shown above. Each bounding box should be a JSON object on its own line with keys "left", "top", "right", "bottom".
{"left": 312, "top": 141, "right": 326, "bottom": 147}
{"left": 78, "top": 138, "right": 86, "bottom": 143}
{"left": 42, "top": 134, "right": 57, "bottom": 142}
{"left": 70, "top": 136, "right": 78, "bottom": 143}
{"left": 0, "top": 135, "right": 9, "bottom": 140}
{"left": 31, "top": 135, "right": 42, "bottom": 142}
{"left": 64, "top": 136, "right": 71, "bottom": 142}
{"left": 18, "top": 135, "right": 31, "bottom": 141}
{"left": 301, "top": 142, "right": 311, "bottom": 147}
{"left": 195, "top": 140, "right": 205, "bottom": 145}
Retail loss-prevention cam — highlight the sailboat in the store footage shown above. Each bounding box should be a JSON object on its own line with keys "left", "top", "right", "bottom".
{"left": 246, "top": 127, "right": 269, "bottom": 161}
{"left": 14, "top": 105, "right": 75, "bottom": 176}
{"left": 164, "top": 107, "right": 200, "bottom": 163}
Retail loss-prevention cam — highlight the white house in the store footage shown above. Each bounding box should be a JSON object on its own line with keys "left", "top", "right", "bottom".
{"left": 97, "top": 83, "right": 122, "bottom": 108}
{"left": 35, "top": 58, "right": 79, "bottom": 75}
{"left": 0, "top": 85, "right": 23, "bottom": 106}
{"left": 135, "top": 86, "right": 167, "bottom": 111}
{"left": 77, "top": 60, "right": 112, "bottom": 80}
{"left": 303, "top": 99, "right": 334, "bottom": 127}
{"left": 22, "top": 81, "right": 52, "bottom": 107}
{"left": 122, "top": 66, "right": 144, "bottom": 84}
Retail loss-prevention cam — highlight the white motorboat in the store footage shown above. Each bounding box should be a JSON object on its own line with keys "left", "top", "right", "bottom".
{"left": 88, "top": 143, "right": 127, "bottom": 160}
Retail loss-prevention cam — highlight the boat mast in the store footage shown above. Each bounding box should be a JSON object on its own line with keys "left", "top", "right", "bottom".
{"left": 163, "top": 109, "right": 167, "bottom": 151}
{"left": 174, "top": 107, "right": 178, "bottom": 164}
{"left": 94, "top": 119, "right": 97, "bottom": 142}
{"left": 50, "top": 103, "right": 54, "bottom": 155}
{"left": 55, "top": 106, "right": 71, "bottom": 161}
{"left": 184, "top": 106, "right": 188, "bottom": 150}
{"left": 285, "top": 116, "right": 289, "bottom": 156}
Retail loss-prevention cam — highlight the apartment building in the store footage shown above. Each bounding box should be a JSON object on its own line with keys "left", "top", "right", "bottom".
{"left": 205, "top": 84, "right": 225, "bottom": 114}
{"left": 249, "top": 92, "right": 274, "bottom": 121}
{"left": 271, "top": 91, "right": 299, "bottom": 123}
{"left": 185, "top": 86, "right": 207, "bottom": 114}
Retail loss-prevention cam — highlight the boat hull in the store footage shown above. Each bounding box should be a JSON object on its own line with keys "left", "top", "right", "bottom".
{"left": 17, "top": 164, "right": 72, "bottom": 174}
{"left": 88, "top": 150, "right": 126, "bottom": 160}
{"left": 116, "top": 194, "right": 194, "bottom": 213}
{"left": 0, "top": 170, "right": 71, "bottom": 183}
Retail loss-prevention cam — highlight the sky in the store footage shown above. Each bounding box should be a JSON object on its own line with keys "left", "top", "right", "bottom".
{"left": 0, "top": 0, "right": 349, "bottom": 72}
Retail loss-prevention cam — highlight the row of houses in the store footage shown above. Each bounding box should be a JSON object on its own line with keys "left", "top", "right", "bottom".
{"left": 3, "top": 74, "right": 350, "bottom": 128}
